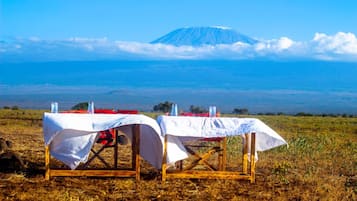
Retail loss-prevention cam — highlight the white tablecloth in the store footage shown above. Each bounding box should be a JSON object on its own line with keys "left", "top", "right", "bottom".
{"left": 157, "top": 115, "right": 288, "bottom": 164}
{"left": 43, "top": 113, "right": 163, "bottom": 169}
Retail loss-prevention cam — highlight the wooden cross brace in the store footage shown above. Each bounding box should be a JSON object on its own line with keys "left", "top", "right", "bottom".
{"left": 183, "top": 145, "right": 222, "bottom": 171}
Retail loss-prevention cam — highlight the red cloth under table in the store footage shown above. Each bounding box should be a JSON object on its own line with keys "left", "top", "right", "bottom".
{"left": 95, "top": 109, "right": 139, "bottom": 145}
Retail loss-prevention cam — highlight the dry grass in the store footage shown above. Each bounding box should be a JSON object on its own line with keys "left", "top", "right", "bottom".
{"left": 0, "top": 109, "right": 356, "bottom": 200}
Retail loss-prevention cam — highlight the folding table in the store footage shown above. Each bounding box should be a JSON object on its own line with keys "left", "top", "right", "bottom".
{"left": 43, "top": 113, "right": 163, "bottom": 180}
{"left": 157, "top": 115, "right": 287, "bottom": 182}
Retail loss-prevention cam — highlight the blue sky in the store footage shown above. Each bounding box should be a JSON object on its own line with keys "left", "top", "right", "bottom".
{"left": 1, "top": 0, "right": 357, "bottom": 61}
{"left": 1, "top": 1, "right": 357, "bottom": 112}
{"left": 1, "top": 0, "right": 356, "bottom": 41}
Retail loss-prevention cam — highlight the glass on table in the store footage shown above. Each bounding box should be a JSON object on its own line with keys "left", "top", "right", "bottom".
{"left": 88, "top": 101, "right": 95, "bottom": 114}
{"left": 209, "top": 106, "right": 216, "bottom": 117}
{"left": 51, "top": 102, "right": 58, "bottom": 113}
{"left": 170, "top": 103, "right": 178, "bottom": 116}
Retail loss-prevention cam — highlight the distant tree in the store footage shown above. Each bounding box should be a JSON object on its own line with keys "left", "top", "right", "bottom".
{"left": 153, "top": 101, "right": 173, "bottom": 113}
{"left": 3, "top": 106, "right": 10, "bottom": 109}
{"left": 295, "top": 112, "right": 313, "bottom": 116}
{"left": 189, "top": 105, "right": 207, "bottom": 113}
{"left": 71, "top": 102, "right": 88, "bottom": 110}
{"left": 265, "top": 112, "right": 275, "bottom": 116}
{"left": 232, "top": 108, "right": 249, "bottom": 115}
{"left": 11, "top": 106, "right": 19, "bottom": 110}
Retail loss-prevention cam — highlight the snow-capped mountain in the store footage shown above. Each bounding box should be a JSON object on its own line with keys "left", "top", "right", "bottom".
{"left": 1, "top": 28, "right": 356, "bottom": 62}
{"left": 151, "top": 26, "right": 258, "bottom": 46}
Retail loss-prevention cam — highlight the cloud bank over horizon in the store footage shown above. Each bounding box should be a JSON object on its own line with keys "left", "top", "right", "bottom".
{"left": 1, "top": 32, "right": 357, "bottom": 62}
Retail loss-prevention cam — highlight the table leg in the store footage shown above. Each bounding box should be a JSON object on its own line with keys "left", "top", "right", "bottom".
{"left": 250, "top": 132, "right": 256, "bottom": 183}
{"left": 242, "top": 133, "right": 249, "bottom": 174}
{"left": 114, "top": 129, "right": 118, "bottom": 169}
{"left": 222, "top": 137, "right": 227, "bottom": 171}
{"left": 218, "top": 139, "right": 223, "bottom": 170}
{"left": 132, "top": 124, "right": 141, "bottom": 181}
{"left": 45, "top": 145, "right": 50, "bottom": 180}
{"left": 162, "top": 135, "right": 168, "bottom": 181}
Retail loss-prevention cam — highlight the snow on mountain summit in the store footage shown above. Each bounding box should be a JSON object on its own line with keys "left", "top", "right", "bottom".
{"left": 151, "top": 26, "right": 258, "bottom": 46}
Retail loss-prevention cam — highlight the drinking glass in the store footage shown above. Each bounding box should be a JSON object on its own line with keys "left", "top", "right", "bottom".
{"left": 88, "top": 101, "right": 95, "bottom": 114}
{"left": 170, "top": 103, "right": 178, "bottom": 116}
{"left": 209, "top": 106, "right": 216, "bottom": 117}
{"left": 51, "top": 102, "right": 58, "bottom": 113}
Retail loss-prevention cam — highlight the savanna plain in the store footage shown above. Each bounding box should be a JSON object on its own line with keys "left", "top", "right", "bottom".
{"left": 0, "top": 109, "right": 356, "bottom": 200}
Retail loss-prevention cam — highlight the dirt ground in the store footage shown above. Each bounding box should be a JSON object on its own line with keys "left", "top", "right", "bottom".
{"left": 0, "top": 111, "right": 356, "bottom": 200}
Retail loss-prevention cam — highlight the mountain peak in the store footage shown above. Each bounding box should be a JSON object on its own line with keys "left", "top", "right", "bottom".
{"left": 151, "top": 26, "right": 257, "bottom": 46}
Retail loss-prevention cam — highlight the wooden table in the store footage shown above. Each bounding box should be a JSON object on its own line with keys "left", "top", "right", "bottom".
{"left": 161, "top": 133, "right": 256, "bottom": 182}
{"left": 158, "top": 115, "right": 287, "bottom": 182}
{"left": 45, "top": 124, "right": 141, "bottom": 180}
{"left": 43, "top": 113, "right": 163, "bottom": 181}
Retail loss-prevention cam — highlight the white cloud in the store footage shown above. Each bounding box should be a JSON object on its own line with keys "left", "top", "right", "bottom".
{"left": 68, "top": 37, "right": 109, "bottom": 44}
{"left": 313, "top": 32, "right": 357, "bottom": 55}
{"left": 1, "top": 32, "right": 357, "bottom": 61}
{"left": 115, "top": 41, "right": 215, "bottom": 59}
{"left": 65, "top": 37, "right": 113, "bottom": 51}
{"left": 255, "top": 37, "right": 295, "bottom": 52}
{"left": 277, "top": 37, "right": 294, "bottom": 50}
{"left": 28, "top": 37, "right": 41, "bottom": 42}
{"left": 217, "top": 42, "right": 250, "bottom": 51}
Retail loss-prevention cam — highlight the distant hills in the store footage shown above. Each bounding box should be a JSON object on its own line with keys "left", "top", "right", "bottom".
{"left": 151, "top": 26, "right": 258, "bottom": 46}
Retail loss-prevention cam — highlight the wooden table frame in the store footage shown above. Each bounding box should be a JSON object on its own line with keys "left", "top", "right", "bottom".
{"left": 162, "top": 133, "right": 256, "bottom": 183}
{"left": 45, "top": 124, "right": 141, "bottom": 181}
